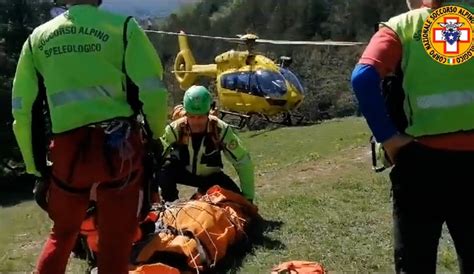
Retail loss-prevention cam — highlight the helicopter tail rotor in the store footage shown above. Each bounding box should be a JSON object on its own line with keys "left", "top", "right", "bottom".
{"left": 174, "top": 32, "right": 198, "bottom": 90}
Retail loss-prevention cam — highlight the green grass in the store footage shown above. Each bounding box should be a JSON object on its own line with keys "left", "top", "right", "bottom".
{"left": 0, "top": 117, "right": 459, "bottom": 273}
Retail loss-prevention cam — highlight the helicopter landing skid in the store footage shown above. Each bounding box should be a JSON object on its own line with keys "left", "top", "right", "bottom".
{"left": 263, "top": 112, "right": 305, "bottom": 127}
{"left": 218, "top": 110, "right": 251, "bottom": 129}
{"left": 218, "top": 110, "right": 306, "bottom": 130}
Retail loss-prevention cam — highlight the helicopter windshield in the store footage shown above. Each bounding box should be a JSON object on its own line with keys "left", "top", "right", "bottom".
{"left": 279, "top": 68, "right": 305, "bottom": 94}
{"left": 221, "top": 70, "right": 287, "bottom": 98}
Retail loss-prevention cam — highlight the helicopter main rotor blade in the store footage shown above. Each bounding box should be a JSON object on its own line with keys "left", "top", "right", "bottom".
{"left": 145, "top": 30, "right": 243, "bottom": 43}
{"left": 145, "top": 30, "right": 366, "bottom": 46}
{"left": 255, "top": 39, "right": 367, "bottom": 46}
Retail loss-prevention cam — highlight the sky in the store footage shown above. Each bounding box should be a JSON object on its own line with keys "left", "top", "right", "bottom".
{"left": 100, "top": 0, "right": 198, "bottom": 18}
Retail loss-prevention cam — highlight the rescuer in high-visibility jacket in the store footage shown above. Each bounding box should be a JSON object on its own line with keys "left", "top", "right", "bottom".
{"left": 159, "top": 86, "right": 255, "bottom": 203}
{"left": 351, "top": 0, "right": 474, "bottom": 272}
{"left": 11, "top": 0, "right": 168, "bottom": 273}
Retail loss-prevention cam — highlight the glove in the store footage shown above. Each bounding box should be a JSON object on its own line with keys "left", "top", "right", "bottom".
{"left": 33, "top": 178, "right": 50, "bottom": 212}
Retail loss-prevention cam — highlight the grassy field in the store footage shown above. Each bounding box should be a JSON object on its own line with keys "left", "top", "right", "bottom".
{"left": 0, "top": 117, "right": 459, "bottom": 273}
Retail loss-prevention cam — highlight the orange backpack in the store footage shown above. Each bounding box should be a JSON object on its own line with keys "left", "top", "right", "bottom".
{"left": 271, "top": 261, "right": 326, "bottom": 274}
{"left": 171, "top": 104, "right": 186, "bottom": 120}
{"left": 129, "top": 263, "right": 180, "bottom": 274}
{"left": 131, "top": 186, "right": 259, "bottom": 271}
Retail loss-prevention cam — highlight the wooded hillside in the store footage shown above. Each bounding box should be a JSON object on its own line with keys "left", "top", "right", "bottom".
{"left": 0, "top": 0, "right": 409, "bottom": 180}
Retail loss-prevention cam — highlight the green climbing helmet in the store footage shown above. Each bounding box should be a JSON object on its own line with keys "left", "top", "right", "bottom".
{"left": 183, "top": 85, "right": 212, "bottom": 115}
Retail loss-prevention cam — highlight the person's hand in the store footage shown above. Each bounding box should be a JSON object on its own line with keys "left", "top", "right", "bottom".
{"left": 382, "top": 133, "right": 414, "bottom": 164}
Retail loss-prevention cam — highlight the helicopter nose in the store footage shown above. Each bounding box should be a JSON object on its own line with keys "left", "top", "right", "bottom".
{"left": 290, "top": 90, "right": 298, "bottom": 98}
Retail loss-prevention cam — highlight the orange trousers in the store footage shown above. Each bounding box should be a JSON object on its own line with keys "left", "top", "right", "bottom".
{"left": 35, "top": 124, "right": 145, "bottom": 274}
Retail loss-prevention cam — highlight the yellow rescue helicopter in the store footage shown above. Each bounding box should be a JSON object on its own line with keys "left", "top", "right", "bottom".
{"left": 145, "top": 30, "right": 365, "bottom": 129}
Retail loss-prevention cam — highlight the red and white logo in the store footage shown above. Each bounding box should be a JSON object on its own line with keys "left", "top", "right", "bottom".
{"left": 432, "top": 17, "right": 470, "bottom": 54}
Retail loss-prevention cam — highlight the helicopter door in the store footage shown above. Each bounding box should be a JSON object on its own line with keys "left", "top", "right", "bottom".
{"left": 221, "top": 72, "right": 261, "bottom": 95}
{"left": 220, "top": 70, "right": 287, "bottom": 98}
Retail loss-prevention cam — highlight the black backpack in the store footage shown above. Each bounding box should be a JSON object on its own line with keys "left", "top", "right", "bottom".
{"left": 370, "top": 24, "right": 408, "bottom": 172}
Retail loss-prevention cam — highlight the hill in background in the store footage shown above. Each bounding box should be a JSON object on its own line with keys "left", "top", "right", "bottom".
{"left": 149, "top": 0, "right": 408, "bottom": 118}
{"left": 101, "top": 0, "right": 199, "bottom": 18}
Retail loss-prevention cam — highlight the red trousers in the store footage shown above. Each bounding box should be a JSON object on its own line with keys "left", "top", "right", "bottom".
{"left": 35, "top": 125, "right": 145, "bottom": 274}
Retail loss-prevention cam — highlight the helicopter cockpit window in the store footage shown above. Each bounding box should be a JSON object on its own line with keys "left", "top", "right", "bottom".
{"left": 279, "top": 68, "right": 305, "bottom": 94}
{"left": 221, "top": 70, "right": 287, "bottom": 98}
{"left": 254, "top": 70, "right": 286, "bottom": 97}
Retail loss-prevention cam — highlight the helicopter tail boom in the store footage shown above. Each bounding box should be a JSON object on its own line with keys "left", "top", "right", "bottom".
{"left": 189, "top": 64, "right": 217, "bottom": 77}
{"left": 174, "top": 32, "right": 218, "bottom": 90}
